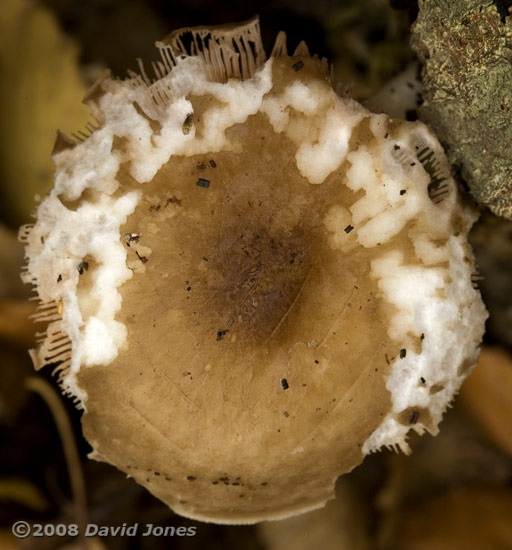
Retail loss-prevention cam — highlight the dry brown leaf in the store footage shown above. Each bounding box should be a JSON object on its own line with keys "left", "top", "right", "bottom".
{"left": 460, "top": 347, "right": 512, "bottom": 458}
{"left": 0, "top": 0, "right": 91, "bottom": 226}
{"left": 0, "top": 225, "right": 29, "bottom": 300}
{"left": 0, "top": 530, "right": 19, "bottom": 550}
{"left": 0, "top": 478, "right": 48, "bottom": 512}
{"left": 394, "top": 487, "right": 512, "bottom": 550}
{"left": 0, "top": 300, "right": 37, "bottom": 349}
{"left": 259, "top": 477, "right": 370, "bottom": 550}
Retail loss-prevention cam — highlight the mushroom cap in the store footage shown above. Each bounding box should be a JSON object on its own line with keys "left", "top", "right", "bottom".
{"left": 20, "top": 18, "right": 487, "bottom": 523}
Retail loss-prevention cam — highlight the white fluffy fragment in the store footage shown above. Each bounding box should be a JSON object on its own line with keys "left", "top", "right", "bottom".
{"left": 334, "top": 101, "right": 487, "bottom": 454}
{"left": 362, "top": 417, "right": 411, "bottom": 454}
{"left": 261, "top": 81, "right": 365, "bottom": 184}
{"left": 363, "top": 235, "right": 487, "bottom": 454}
{"left": 371, "top": 250, "right": 447, "bottom": 341}
{"left": 54, "top": 130, "right": 120, "bottom": 200}
{"left": 82, "top": 317, "right": 125, "bottom": 366}
{"left": 295, "top": 106, "right": 354, "bottom": 184}
{"left": 22, "top": 186, "right": 140, "bottom": 403}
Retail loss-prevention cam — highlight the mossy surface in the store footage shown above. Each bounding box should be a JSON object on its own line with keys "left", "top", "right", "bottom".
{"left": 411, "top": 0, "right": 512, "bottom": 219}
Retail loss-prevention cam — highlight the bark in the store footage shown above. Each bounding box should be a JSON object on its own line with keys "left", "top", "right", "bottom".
{"left": 411, "top": 0, "right": 512, "bottom": 219}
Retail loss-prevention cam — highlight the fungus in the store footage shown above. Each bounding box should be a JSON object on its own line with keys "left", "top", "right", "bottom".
{"left": 20, "top": 18, "right": 487, "bottom": 524}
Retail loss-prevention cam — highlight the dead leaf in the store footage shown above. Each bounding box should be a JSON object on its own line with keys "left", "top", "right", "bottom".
{"left": 460, "top": 347, "right": 512, "bottom": 458}
{"left": 0, "top": 0, "right": 91, "bottom": 226}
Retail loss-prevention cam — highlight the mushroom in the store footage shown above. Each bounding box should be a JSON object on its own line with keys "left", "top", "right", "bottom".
{"left": 20, "top": 18, "right": 487, "bottom": 524}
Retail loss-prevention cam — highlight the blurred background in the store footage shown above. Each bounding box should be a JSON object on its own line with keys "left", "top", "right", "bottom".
{"left": 1, "top": 0, "right": 512, "bottom": 548}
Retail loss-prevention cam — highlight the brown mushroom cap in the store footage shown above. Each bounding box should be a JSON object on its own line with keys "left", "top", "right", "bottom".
{"left": 21, "top": 18, "right": 487, "bottom": 523}
{"left": 79, "top": 74, "right": 397, "bottom": 522}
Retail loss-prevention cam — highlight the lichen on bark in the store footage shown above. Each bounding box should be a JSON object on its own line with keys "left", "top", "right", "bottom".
{"left": 411, "top": 0, "right": 512, "bottom": 219}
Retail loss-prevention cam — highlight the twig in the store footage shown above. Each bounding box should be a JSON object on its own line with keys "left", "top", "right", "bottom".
{"left": 25, "top": 376, "right": 89, "bottom": 550}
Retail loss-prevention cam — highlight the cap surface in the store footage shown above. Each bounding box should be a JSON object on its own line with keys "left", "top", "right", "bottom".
{"left": 20, "top": 19, "right": 487, "bottom": 523}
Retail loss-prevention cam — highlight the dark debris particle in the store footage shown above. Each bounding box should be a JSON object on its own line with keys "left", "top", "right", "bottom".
{"left": 136, "top": 251, "right": 148, "bottom": 263}
{"left": 314, "top": 360, "right": 319, "bottom": 364}
{"left": 344, "top": 224, "right": 354, "bottom": 234}
{"left": 292, "top": 60, "right": 304, "bottom": 71}
{"left": 209, "top": 159, "right": 217, "bottom": 168}
{"left": 154, "top": 472, "right": 160, "bottom": 476}
{"left": 216, "top": 329, "right": 228, "bottom": 341}
{"left": 406, "top": 109, "right": 418, "bottom": 122}
{"left": 166, "top": 196, "right": 182, "bottom": 206}
{"left": 283, "top": 411, "right": 289, "bottom": 418}
{"left": 400, "top": 189, "right": 407, "bottom": 195}
{"left": 197, "top": 177, "right": 210, "bottom": 188}
{"left": 421, "top": 333, "right": 425, "bottom": 340}
{"left": 212, "top": 481, "right": 219, "bottom": 485}
{"left": 77, "top": 261, "right": 89, "bottom": 275}
{"left": 261, "top": 482, "right": 268, "bottom": 486}
{"left": 400, "top": 348, "right": 407, "bottom": 359}
{"left": 394, "top": 144, "right": 401, "bottom": 150}
{"left": 182, "top": 113, "right": 194, "bottom": 135}
{"left": 149, "top": 204, "right": 161, "bottom": 211}
{"left": 186, "top": 286, "right": 191, "bottom": 292}
{"left": 420, "top": 377, "right": 426, "bottom": 384}
{"left": 187, "top": 476, "right": 196, "bottom": 481}
{"left": 384, "top": 132, "right": 389, "bottom": 138}
{"left": 408, "top": 411, "right": 420, "bottom": 424}
{"left": 124, "top": 233, "right": 140, "bottom": 246}
{"left": 385, "top": 354, "right": 390, "bottom": 365}
{"left": 57, "top": 274, "right": 62, "bottom": 282}
{"left": 281, "top": 378, "right": 289, "bottom": 390}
